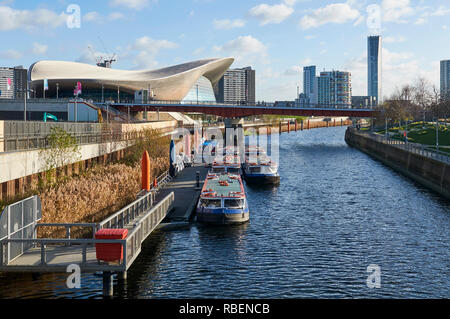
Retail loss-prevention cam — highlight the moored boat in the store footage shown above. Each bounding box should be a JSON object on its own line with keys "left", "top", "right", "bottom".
{"left": 196, "top": 172, "right": 249, "bottom": 225}
{"left": 242, "top": 146, "right": 280, "bottom": 184}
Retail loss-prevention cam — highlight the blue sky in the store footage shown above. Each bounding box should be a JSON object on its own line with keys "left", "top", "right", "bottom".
{"left": 0, "top": 0, "right": 449, "bottom": 101}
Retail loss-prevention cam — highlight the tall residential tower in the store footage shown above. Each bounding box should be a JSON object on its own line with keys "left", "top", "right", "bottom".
{"left": 215, "top": 67, "right": 255, "bottom": 104}
{"left": 368, "top": 35, "right": 382, "bottom": 104}
{"left": 441, "top": 60, "right": 450, "bottom": 101}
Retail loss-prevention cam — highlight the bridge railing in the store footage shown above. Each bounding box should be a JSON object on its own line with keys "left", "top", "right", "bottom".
{"left": 102, "top": 100, "right": 375, "bottom": 110}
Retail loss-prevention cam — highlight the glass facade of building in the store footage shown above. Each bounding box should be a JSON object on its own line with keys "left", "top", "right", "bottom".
{"left": 317, "top": 71, "right": 352, "bottom": 108}
{"left": 441, "top": 60, "right": 450, "bottom": 101}
{"left": 368, "top": 36, "right": 382, "bottom": 104}
{"left": 182, "top": 76, "right": 217, "bottom": 103}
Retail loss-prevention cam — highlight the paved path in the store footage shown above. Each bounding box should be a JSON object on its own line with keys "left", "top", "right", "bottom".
{"left": 157, "top": 165, "right": 209, "bottom": 223}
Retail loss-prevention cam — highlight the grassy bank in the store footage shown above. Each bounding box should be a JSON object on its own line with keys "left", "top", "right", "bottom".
{"left": 374, "top": 122, "right": 450, "bottom": 153}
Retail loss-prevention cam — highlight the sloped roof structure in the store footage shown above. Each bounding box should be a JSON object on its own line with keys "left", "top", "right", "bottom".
{"left": 29, "top": 58, "right": 234, "bottom": 101}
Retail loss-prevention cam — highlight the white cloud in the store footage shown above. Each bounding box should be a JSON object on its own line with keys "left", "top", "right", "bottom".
{"left": 384, "top": 36, "right": 407, "bottom": 43}
{"left": 213, "top": 19, "right": 246, "bottom": 30}
{"left": 110, "top": 0, "right": 153, "bottom": 9}
{"left": 0, "top": 6, "right": 67, "bottom": 31}
{"left": 31, "top": 42, "right": 48, "bottom": 55}
{"left": 382, "top": 0, "right": 415, "bottom": 23}
{"left": 0, "top": 49, "right": 23, "bottom": 60}
{"left": 343, "top": 48, "right": 439, "bottom": 99}
{"left": 108, "top": 12, "right": 125, "bottom": 21}
{"left": 214, "top": 35, "right": 268, "bottom": 65}
{"left": 299, "top": 3, "right": 360, "bottom": 30}
{"left": 414, "top": 18, "right": 427, "bottom": 25}
{"left": 83, "top": 11, "right": 100, "bottom": 22}
{"left": 248, "top": 4, "right": 294, "bottom": 25}
{"left": 83, "top": 11, "right": 125, "bottom": 23}
{"left": 284, "top": 65, "right": 302, "bottom": 76}
{"left": 129, "top": 36, "right": 178, "bottom": 69}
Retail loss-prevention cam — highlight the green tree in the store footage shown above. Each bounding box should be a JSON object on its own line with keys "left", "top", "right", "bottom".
{"left": 39, "top": 127, "right": 81, "bottom": 184}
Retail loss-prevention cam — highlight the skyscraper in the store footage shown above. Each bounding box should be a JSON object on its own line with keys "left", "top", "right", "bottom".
{"left": 215, "top": 67, "right": 255, "bottom": 104}
{"left": 302, "top": 66, "right": 318, "bottom": 107}
{"left": 317, "top": 71, "right": 352, "bottom": 108}
{"left": 368, "top": 35, "right": 382, "bottom": 104}
{"left": 441, "top": 60, "right": 450, "bottom": 101}
{"left": 0, "top": 66, "right": 27, "bottom": 99}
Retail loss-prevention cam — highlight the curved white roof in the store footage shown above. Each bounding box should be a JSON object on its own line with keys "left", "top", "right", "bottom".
{"left": 29, "top": 58, "right": 234, "bottom": 101}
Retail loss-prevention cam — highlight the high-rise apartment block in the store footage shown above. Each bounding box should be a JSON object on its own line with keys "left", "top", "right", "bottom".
{"left": 317, "top": 71, "right": 352, "bottom": 108}
{"left": 0, "top": 66, "right": 27, "bottom": 99}
{"left": 441, "top": 60, "right": 450, "bottom": 101}
{"left": 215, "top": 67, "right": 255, "bottom": 104}
{"left": 368, "top": 35, "right": 382, "bottom": 104}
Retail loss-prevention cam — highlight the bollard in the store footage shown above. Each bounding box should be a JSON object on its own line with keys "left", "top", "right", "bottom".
{"left": 141, "top": 151, "right": 151, "bottom": 192}
{"left": 308, "top": 120, "right": 310, "bottom": 130}
{"left": 301, "top": 120, "right": 303, "bottom": 131}
{"left": 287, "top": 121, "right": 290, "bottom": 133}
{"left": 295, "top": 120, "right": 298, "bottom": 131}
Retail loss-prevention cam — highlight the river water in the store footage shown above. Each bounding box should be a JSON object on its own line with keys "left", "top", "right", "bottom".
{"left": 0, "top": 126, "right": 449, "bottom": 299}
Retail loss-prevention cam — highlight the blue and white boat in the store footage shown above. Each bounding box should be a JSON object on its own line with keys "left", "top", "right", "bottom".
{"left": 242, "top": 146, "right": 280, "bottom": 184}
{"left": 196, "top": 172, "right": 249, "bottom": 224}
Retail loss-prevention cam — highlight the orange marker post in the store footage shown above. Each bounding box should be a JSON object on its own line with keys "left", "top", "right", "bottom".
{"left": 141, "top": 151, "right": 151, "bottom": 192}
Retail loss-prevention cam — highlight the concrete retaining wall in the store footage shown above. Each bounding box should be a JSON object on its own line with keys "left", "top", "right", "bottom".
{"left": 345, "top": 128, "right": 450, "bottom": 199}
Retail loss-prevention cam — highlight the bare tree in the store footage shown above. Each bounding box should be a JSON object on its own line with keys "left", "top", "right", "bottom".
{"left": 413, "top": 77, "right": 432, "bottom": 123}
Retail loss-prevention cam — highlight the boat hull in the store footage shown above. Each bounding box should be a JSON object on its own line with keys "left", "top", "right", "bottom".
{"left": 243, "top": 173, "right": 280, "bottom": 184}
{"left": 196, "top": 208, "right": 249, "bottom": 225}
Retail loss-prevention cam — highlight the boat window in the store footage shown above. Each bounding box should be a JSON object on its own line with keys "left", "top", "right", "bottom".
{"left": 250, "top": 167, "right": 261, "bottom": 173}
{"left": 212, "top": 167, "right": 225, "bottom": 173}
{"left": 224, "top": 199, "right": 244, "bottom": 208}
{"left": 200, "top": 199, "right": 222, "bottom": 208}
{"left": 228, "top": 167, "right": 240, "bottom": 174}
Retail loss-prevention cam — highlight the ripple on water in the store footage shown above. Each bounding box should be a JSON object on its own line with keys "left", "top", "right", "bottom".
{"left": 0, "top": 127, "right": 448, "bottom": 299}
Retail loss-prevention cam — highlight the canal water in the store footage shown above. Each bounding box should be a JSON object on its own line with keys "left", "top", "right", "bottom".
{"left": 0, "top": 126, "right": 449, "bottom": 299}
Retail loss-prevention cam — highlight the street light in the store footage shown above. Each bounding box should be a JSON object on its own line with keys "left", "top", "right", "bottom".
{"left": 23, "top": 82, "right": 35, "bottom": 122}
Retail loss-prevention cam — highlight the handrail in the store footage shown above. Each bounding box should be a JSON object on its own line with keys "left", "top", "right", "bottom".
{"left": 36, "top": 223, "right": 98, "bottom": 239}
{"left": 0, "top": 238, "right": 127, "bottom": 268}
{"left": 349, "top": 127, "right": 450, "bottom": 164}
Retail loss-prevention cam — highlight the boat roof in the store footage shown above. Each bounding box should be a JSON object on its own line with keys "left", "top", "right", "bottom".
{"left": 202, "top": 173, "right": 244, "bottom": 198}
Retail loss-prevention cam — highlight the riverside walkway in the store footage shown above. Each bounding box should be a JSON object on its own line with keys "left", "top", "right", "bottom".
{"left": 0, "top": 164, "right": 210, "bottom": 297}
{"left": 157, "top": 165, "right": 209, "bottom": 226}
{"left": 0, "top": 177, "right": 174, "bottom": 296}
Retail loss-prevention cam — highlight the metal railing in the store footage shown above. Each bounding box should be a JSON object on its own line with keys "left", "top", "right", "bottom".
{"left": 1, "top": 130, "right": 146, "bottom": 153}
{"left": 0, "top": 191, "right": 175, "bottom": 270}
{"left": 0, "top": 196, "right": 42, "bottom": 264}
{"left": 111, "top": 100, "right": 375, "bottom": 110}
{"left": 0, "top": 238, "right": 126, "bottom": 268}
{"left": 350, "top": 127, "right": 450, "bottom": 165}
{"left": 124, "top": 192, "right": 174, "bottom": 268}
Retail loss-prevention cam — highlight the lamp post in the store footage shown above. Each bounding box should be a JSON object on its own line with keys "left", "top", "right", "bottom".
{"left": 23, "top": 84, "right": 35, "bottom": 122}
